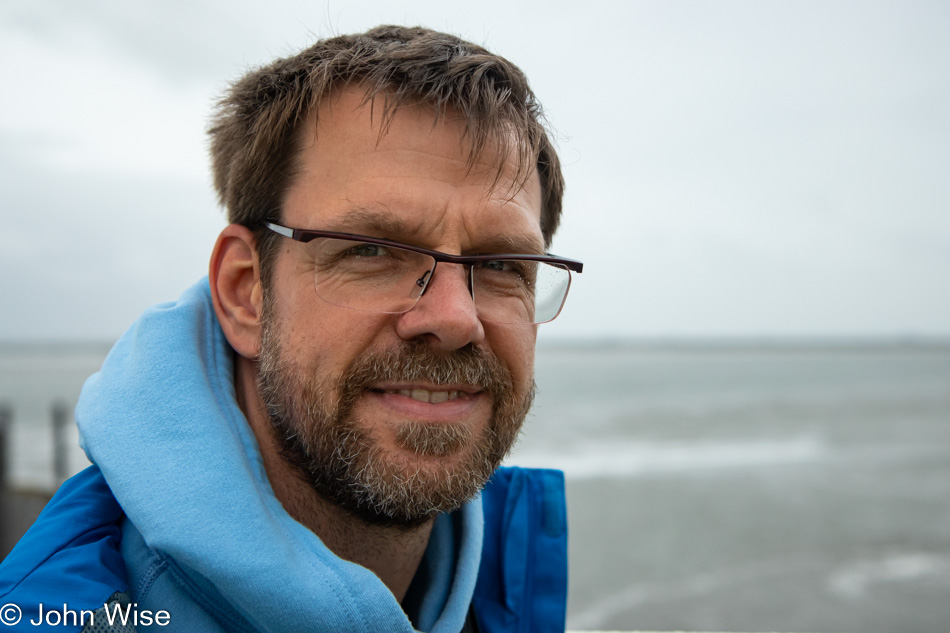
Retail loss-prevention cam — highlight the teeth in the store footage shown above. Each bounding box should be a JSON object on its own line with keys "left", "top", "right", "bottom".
{"left": 390, "top": 389, "right": 462, "bottom": 403}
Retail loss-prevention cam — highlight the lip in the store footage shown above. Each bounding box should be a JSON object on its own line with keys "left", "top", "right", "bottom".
{"left": 363, "top": 384, "right": 489, "bottom": 423}
{"left": 372, "top": 383, "right": 483, "bottom": 395}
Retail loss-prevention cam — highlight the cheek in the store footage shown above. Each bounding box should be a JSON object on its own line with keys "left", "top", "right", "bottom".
{"left": 287, "top": 307, "right": 397, "bottom": 379}
{"left": 487, "top": 324, "right": 537, "bottom": 388}
{"left": 268, "top": 253, "right": 399, "bottom": 380}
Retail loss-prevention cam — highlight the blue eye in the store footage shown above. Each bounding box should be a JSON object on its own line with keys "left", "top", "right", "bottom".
{"left": 343, "top": 243, "right": 387, "bottom": 258}
{"left": 477, "top": 260, "right": 527, "bottom": 276}
{"left": 479, "top": 260, "right": 509, "bottom": 272}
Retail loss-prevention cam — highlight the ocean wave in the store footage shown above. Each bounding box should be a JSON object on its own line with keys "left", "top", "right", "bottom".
{"left": 507, "top": 436, "right": 828, "bottom": 479}
{"left": 827, "top": 552, "right": 950, "bottom": 598}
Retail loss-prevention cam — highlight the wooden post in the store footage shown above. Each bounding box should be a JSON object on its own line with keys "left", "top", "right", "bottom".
{"left": 0, "top": 402, "right": 10, "bottom": 553}
{"left": 0, "top": 403, "right": 9, "bottom": 491}
{"left": 51, "top": 401, "right": 69, "bottom": 487}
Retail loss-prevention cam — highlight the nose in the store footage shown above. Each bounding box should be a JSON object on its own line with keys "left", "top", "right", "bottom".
{"left": 395, "top": 262, "right": 486, "bottom": 351}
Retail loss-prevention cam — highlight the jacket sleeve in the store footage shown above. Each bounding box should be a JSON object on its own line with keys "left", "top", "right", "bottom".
{"left": 0, "top": 466, "right": 128, "bottom": 632}
{"left": 472, "top": 467, "right": 568, "bottom": 633}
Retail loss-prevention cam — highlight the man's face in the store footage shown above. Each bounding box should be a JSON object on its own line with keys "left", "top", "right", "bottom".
{"left": 256, "top": 88, "right": 543, "bottom": 527}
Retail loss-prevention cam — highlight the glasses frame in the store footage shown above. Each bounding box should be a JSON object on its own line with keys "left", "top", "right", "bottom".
{"left": 263, "top": 221, "right": 584, "bottom": 323}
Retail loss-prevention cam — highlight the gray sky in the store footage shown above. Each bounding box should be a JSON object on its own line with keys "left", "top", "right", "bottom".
{"left": 2, "top": 0, "right": 948, "bottom": 341}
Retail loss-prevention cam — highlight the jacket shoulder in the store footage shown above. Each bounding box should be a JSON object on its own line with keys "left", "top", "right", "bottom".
{"left": 0, "top": 466, "right": 128, "bottom": 629}
{"left": 475, "top": 466, "right": 568, "bottom": 633}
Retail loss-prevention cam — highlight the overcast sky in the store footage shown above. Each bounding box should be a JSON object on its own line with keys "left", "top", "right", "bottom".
{"left": 2, "top": 0, "right": 948, "bottom": 342}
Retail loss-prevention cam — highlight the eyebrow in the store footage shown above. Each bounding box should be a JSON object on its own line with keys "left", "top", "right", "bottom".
{"left": 324, "top": 206, "right": 414, "bottom": 239}
{"left": 474, "top": 233, "right": 546, "bottom": 256}
{"left": 326, "top": 206, "right": 547, "bottom": 256}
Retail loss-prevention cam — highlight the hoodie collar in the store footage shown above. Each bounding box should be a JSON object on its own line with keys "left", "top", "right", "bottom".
{"left": 77, "top": 278, "right": 483, "bottom": 633}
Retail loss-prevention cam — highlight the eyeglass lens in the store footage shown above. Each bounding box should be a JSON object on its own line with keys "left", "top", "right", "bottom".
{"left": 310, "top": 237, "right": 570, "bottom": 324}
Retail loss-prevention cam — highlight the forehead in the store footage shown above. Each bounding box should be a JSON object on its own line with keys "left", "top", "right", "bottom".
{"left": 281, "top": 87, "right": 544, "bottom": 253}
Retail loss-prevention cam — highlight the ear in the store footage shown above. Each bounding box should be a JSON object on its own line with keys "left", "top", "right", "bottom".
{"left": 209, "top": 224, "right": 264, "bottom": 359}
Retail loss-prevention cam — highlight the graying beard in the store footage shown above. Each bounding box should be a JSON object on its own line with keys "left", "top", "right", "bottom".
{"left": 396, "top": 421, "right": 473, "bottom": 456}
{"left": 256, "top": 310, "right": 532, "bottom": 528}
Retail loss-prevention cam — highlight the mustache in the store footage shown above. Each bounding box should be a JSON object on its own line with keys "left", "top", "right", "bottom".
{"left": 338, "top": 341, "right": 513, "bottom": 406}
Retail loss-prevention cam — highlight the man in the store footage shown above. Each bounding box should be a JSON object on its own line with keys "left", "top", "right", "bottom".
{"left": 0, "top": 25, "right": 582, "bottom": 633}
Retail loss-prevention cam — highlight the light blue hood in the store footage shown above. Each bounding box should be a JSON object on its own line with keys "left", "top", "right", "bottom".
{"left": 76, "top": 278, "right": 483, "bottom": 633}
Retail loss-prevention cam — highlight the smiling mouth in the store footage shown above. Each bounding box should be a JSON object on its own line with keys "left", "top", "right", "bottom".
{"left": 370, "top": 388, "right": 474, "bottom": 404}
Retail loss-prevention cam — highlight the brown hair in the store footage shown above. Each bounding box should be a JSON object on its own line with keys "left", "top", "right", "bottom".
{"left": 208, "top": 25, "right": 564, "bottom": 284}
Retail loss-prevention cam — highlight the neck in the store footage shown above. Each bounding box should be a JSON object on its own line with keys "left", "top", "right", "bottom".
{"left": 234, "top": 354, "right": 433, "bottom": 602}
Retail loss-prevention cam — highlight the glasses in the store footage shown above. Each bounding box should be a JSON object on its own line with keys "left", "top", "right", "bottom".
{"left": 264, "top": 222, "right": 583, "bottom": 325}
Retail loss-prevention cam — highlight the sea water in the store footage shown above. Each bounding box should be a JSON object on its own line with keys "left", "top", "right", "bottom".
{"left": 2, "top": 340, "right": 949, "bottom": 633}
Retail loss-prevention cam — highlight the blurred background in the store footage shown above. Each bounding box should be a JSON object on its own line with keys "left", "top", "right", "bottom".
{"left": 1, "top": 1, "right": 948, "bottom": 632}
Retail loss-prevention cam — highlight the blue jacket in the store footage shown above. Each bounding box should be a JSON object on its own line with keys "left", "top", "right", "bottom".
{"left": 0, "top": 280, "right": 567, "bottom": 632}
